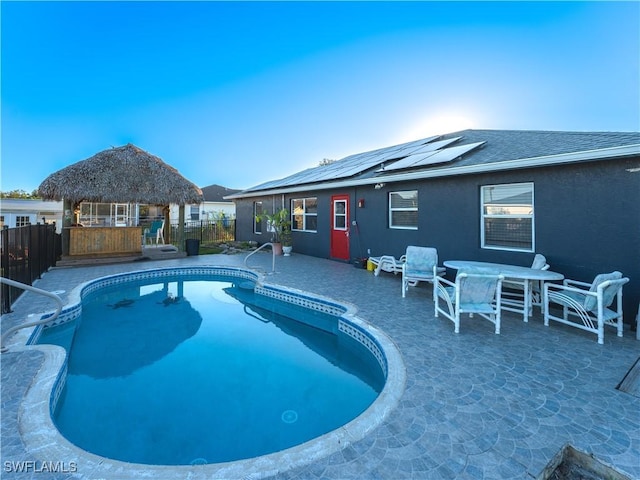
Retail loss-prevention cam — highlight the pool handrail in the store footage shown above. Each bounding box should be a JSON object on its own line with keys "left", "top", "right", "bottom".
{"left": 244, "top": 242, "right": 276, "bottom": 274}
{"left": 0, "top": 277, "right": 63, "bottom": 353}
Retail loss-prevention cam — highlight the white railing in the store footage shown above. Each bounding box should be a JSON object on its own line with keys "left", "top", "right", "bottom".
{"left": 244, "top": 242, "right": 276, "bottom": 274}
{"left": 1, "top": 277, "right": 63, "bottom": 353}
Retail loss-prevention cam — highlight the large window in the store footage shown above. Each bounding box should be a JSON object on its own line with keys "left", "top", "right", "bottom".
{"left": 253, "top": 201, "right": 263, "bottom": 234}
{"left": 481, "top": 182, "right": 534, "bottom": 252}
{"left": 291, "top": 197, "right": 317, "bottom": 232}
{"left": 389, "top": 190, "right": 418, "bottom": 229}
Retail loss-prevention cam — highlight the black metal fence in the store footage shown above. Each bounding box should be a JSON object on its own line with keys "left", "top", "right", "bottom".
{"left": 168, "top": 219, "right": 236, "bottom": 245}
{"left": 0, "top": 224, "right": 61, "bottom": 314}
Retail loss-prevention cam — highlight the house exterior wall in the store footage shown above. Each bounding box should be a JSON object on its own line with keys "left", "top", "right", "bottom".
{"left": 235, "top": 156, "right": 640, "bottom": 325}
{"left": 169, "top": 201, "right": 236, "bottom": 222}
{"left": 0, "top": 199, "right": 63, "bottom": 232}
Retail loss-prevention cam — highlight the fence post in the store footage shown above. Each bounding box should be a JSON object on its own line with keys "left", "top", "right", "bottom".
{"left": 1, "top": 226, "right": 10, "bottom": 313}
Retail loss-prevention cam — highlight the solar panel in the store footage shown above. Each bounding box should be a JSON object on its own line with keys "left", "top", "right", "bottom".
{"left": 413, "top": 141, "right": 485, "bottom": 166}
{"left": 409, "top": 136, "right": 462, "bottom": 154}
{"left": 381, "top": 141, "right": 485, "bottom": 172}
{"left": 377, "top": 152, "right": 438, "bottom": 172}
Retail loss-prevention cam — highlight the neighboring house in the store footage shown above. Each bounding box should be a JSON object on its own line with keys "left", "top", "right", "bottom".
{"left": 227, "top": 129, "right": 640, "bottom": 325}
{"left": 0, "top": 198, "right": 63, "bottom": 232}
{"left": 169, "top": 184, "right": 239, "bottom": 222}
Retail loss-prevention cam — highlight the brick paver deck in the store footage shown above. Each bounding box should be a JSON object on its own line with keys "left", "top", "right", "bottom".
{"left": 1, "top": 252, "right": 638, "bottom": 479}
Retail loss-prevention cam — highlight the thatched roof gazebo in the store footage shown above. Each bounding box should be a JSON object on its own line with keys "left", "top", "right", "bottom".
{"left": 38, "top": 144, "right": 203, "bottom": 257}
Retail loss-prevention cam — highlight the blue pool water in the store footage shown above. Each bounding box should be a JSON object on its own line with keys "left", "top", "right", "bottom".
{"left": 39, "top": 274, "right": 384, "bottom": 465}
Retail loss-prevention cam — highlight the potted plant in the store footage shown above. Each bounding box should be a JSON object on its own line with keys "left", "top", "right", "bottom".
{"left": 281, "top": 225, "right": 293, "bottom": 256}
{"left": 256, "top": 207, "right": 291, "bottom": 255}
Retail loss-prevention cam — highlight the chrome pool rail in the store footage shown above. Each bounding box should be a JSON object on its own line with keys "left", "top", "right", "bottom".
{"left": 244, "top": 242, "right": 276, "bottom": 274}
{"left": 1, "top": 277, "right": 63, "bottom": 353}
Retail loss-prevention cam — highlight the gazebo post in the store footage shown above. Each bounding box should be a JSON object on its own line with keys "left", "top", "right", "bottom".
{"left": 61, "top": 198, "right": 73, "bottom": 256}
{"left": 178, "top": 205, "right": 185, "bottom": 252}
{"left": 163, "top": 206, "right": 171, "bottom": 244}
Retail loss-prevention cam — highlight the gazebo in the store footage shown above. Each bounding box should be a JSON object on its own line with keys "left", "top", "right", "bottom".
{"left": 38, "top": 144, "right": 203, "bottom": 258}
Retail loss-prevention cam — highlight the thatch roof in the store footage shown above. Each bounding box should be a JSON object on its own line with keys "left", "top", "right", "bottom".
{"left": 38, "top": 144, "right": 203, "bottom": 205}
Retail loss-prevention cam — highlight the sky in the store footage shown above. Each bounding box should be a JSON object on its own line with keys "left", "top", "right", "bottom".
{"left": 1, "top": 1, "right": 639, "bottom": 193}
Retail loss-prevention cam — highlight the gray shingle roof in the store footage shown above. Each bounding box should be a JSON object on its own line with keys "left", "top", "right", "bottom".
{"left": 237, "top": 129, "right": 640, "bottom": 195}
{"left": 200, "top": 184, "right": 240, "bottom": 202}
{"left": 431, "top": 129, "right": 640, "bottom": 169}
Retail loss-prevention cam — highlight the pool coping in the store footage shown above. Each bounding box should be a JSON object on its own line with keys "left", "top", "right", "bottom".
{"left": 17, "top": 265, "right": 407, "bottom": 479}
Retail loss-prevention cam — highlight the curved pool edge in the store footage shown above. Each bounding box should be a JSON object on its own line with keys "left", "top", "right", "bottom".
{"left": 18, "top": 266, "right": 407, "bottom": 479}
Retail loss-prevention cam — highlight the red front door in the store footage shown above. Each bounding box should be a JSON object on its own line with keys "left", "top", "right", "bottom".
{"left": 330, "top": 195, "right": 350, "bottom": 260}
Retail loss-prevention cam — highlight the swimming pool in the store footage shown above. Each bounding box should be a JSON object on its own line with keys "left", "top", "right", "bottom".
{"left": 27, "top": 266, "right": 405, "bottom": 478}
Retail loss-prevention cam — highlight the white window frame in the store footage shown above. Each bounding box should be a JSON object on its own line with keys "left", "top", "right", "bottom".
{"left": 16, "top": 215, "right": 31, "bottom": 227}
{"left": 481, "top": 182, "right": 535, "bottom": 252}
{"left": 389, "top": 190, "right": 418, "bottom": 230}
{"left": 189, "top": 205, "right": 200, "bottom": 221}
{"left": 332, "top": 198, "right": 348, "bottom": 231}
{"left": 291, "top": 197, "right": 317, "bottom": 233}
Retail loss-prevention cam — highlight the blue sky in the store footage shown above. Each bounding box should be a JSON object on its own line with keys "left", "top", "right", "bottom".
{"left": 2, "top": 1, "right": 639, "bottom": 193}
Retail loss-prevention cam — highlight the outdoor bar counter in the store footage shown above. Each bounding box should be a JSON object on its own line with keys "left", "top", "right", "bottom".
{"left": 67, "top": 226, "right": 142, "bottom": 256}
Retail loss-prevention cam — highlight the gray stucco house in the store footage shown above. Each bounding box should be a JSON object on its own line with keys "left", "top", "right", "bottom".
{"left": 227, "top": 129, "right": 640, "bottom": 327}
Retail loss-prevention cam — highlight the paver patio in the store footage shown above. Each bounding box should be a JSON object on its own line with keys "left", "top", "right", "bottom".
{"left": 1, "top": 251, "right": 638, "bottom": 479}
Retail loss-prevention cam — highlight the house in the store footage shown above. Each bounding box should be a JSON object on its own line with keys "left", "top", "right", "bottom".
{"left": 169, "top": 184, "right": 239, "bottom": 222}
{"left": 0, "top": 198, "right": 63, "bottom": 232}
{"left": 227, "top": 129, "right": 640, "bottom": 326}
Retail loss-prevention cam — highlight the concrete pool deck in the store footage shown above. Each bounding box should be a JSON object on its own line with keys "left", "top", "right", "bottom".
{"left": 1, "top": 252, "right": 639, "bottom": 479}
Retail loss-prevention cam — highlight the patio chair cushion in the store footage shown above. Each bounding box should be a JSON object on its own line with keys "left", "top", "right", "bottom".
{"left": 404, "top": 246, "right": 438, "bottom": 276}
{"left": 585, "top": 271, "right": 622, "bottom": 311}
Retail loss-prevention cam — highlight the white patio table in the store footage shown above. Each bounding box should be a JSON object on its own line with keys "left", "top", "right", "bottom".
{"left": 443, "top": 260, "right": 564, "bottom": 321}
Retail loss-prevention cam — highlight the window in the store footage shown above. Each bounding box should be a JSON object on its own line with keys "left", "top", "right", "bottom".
{"left": 254, "top": 201, "right": 263, "bottom": 234}
{"left": 481, "top": 183, "right": 534, "bottom": 252}
{"left": 333, "top": 199, "right": 347, "bottom": 230}
{"left": 389, "top": 191, "right": 418, "bottom": 229}
{"left": 190, "top": 205, "right": 199, "bottom": 221}
{"left": 291, "top": 197, "right": 317, "bottom": 232}
{"left": 16, "top": 216, "right": 31, "bottom": 227}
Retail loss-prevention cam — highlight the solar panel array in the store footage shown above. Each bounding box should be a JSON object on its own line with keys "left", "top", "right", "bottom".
{"left": 247, "top": 135, "right": 439, "bottom": 190}
{"left": 246, "top": 134, "right": 485, "bottom": 191}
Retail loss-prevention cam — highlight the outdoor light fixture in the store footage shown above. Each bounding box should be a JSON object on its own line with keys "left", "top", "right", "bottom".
{"left": 374, "top": 183, "right": 385, "bottom": 189}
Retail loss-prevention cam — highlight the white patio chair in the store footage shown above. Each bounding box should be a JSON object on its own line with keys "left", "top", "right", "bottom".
{"left": 544, "top": 271, "right": 629, "bottom": 344}
{"left": 435, "top": 270, "right": 504, "bottom": 334}
{"left": 369, "top": 254, "right": 406, "bottom": 276}
{"left": 401, "top": 246, "right": 446, "bottom": 299}
{"left": 501, "top": 253, "right": 549, "bottom": 315}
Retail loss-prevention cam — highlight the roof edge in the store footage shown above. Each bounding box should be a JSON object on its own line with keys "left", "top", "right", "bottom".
{"left": 225, "top": 143, "right": 640, "bottom": 200}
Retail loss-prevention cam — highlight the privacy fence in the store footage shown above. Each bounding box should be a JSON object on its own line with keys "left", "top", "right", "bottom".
{"left": 1, "top": 224, "right": 61, "bottom": 314}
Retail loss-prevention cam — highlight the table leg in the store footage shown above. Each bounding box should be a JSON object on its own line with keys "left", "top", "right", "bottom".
{"left": 523, "top": 279, "right": 530, "bottom": 322}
